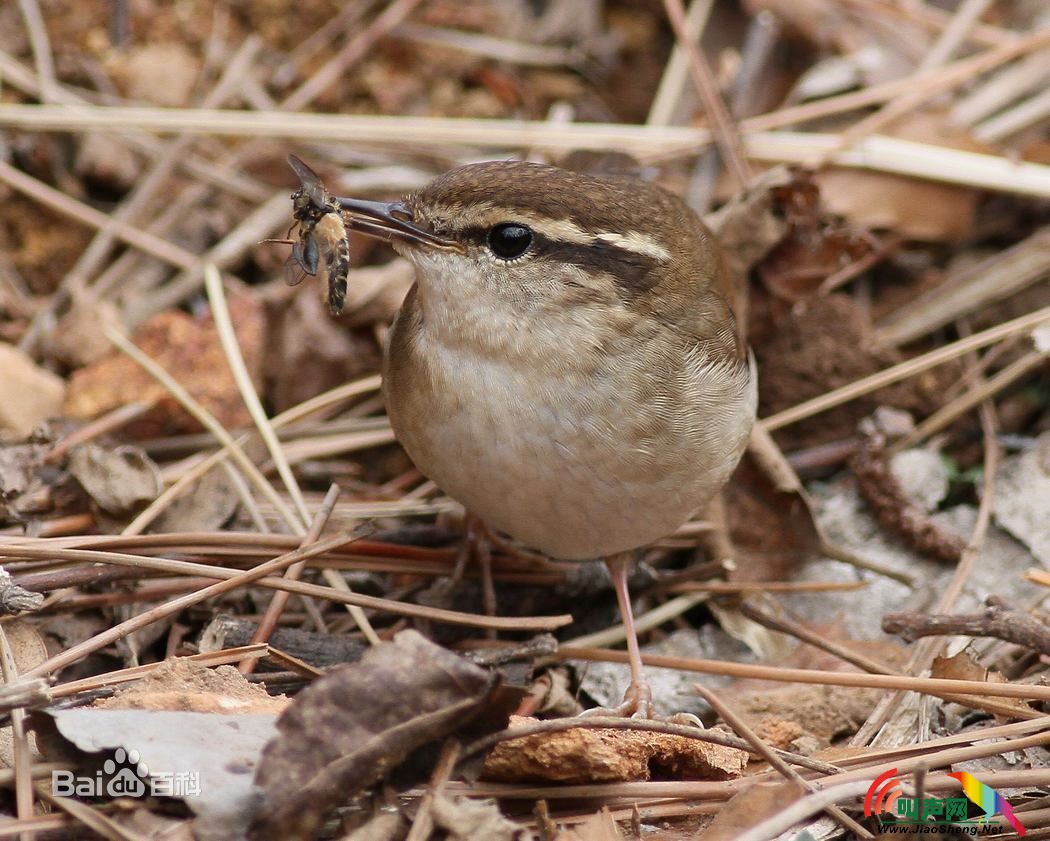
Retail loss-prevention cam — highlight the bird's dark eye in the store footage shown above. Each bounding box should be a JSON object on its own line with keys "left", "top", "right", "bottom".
{"left": 487, "top": 223, "right": 533, "bottom": 260}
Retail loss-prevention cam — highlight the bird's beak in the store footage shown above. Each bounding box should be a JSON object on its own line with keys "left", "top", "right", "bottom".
{"left": 334, "top": 197, "right": 459, "bottom": 250}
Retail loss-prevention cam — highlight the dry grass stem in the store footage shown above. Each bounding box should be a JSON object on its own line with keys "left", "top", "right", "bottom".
{"left": 661, "top": 0, "right": 751, "bottom": 186}
{"left": 205, "top": 265, "right": 309, "bottom": 525}
{"left": 557, "top": 646, "right": 1050, "bottom": 702}
{"left": 0, "top": 543, "right": 573, "bottom": 631}
{"left": 762, "top": 305, "right": 1050, "bottom": 430}
{"left": 695, "top": 683, "right": 874, "bottom": 839}
{"left": 890, "top": 348, "right": 1048, "bottom": 452}
{"left": 0, "top": 626, "right": 35, "bottom": 835}
{"left": 105, "top": 326, "right": 301, "bottom": 528}
{"left": 51, "top": 645, "right": 269, "bottom": 698}
{"left": 875, "top": 226, "right": 1050, "bottom": 346}
{"left": 646, "top": 0, "right": 714, "bottom": 126}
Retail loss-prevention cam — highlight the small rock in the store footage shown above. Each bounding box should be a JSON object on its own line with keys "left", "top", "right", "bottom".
{"left": 0, "top": 343, "right": 66, "bottom": 437}
{"left": 993, "top": 432, "right": 1050, "bottom": 565}
{"left": 75, "top": 134, "right": 142, "bottom": 192}
{"left": 890, "top": 448, "right": 950, "bottom": 512}
{"left": 117, "top": 44, "right": 200, "bottom": 107}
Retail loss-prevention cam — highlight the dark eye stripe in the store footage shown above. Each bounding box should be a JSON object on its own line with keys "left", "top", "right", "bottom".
{"left": 531, "top": 233, "right": 659, "bottom": 296}
{"left": 452, "top": 227, "right": 658, "bottom": 296}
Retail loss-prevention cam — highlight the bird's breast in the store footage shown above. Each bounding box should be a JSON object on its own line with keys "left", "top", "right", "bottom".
{"left": 383, "top": 298, "right": 756, "bottom": 560}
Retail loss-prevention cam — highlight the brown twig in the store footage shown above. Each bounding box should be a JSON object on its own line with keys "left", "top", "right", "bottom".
{"left": 884, "top": 597, "right": 1050, "bottom": 656}
{"left": 0, "top": 625, "right": 34, "bottom": 839}
{"left": 241, "top": 484, "right": 341, "bottom": 673}
{"left": 406, "top": 739, "right": 462, "bottom": 841}
{"left": 1, "top": 542, "right": 570, "bottom": 631}
{"left": 556, "top": 646, "right": 1050, "bottom": 702}
{"left": 762, "top": 305, "right": 1050, "bottom": 431}
{"left": 742, "top": 601, "right": 1041, "bottom": 721}
{"left": 19, "top": 528, "right": 368, "bottom": 678}
{"left": 852, "top": 327, "right": 1003, "bottom": 746}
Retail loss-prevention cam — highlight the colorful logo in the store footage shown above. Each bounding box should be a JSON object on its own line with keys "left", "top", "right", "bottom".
{"left": 864, "top": 768, "right": 903, "bottom": 816}
{"left": 948, "top": 772, "right": 1026, "bottom": 836}
{"left": 864, "top": 768, "right": 1025, "bottom": 835}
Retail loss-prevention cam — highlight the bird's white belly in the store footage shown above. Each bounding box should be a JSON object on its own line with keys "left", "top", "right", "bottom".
{"left": 385, "top": 335, "right": 754, "bottom": 560}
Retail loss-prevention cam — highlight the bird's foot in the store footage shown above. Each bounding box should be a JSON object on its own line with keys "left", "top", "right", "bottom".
{"left": 580, "top": 681, "right": 704, "bottom": 726}
{"left": 580, "top": 680, "right": 655, "bottom": 720}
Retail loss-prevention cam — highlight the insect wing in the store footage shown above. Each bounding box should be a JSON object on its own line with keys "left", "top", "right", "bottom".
{"left": 287, "top": 154, "right": 329, "bottom": 210}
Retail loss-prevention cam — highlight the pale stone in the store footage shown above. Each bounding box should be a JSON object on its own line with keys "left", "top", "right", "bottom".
{"left": 0, "top": 343, "right": 66, "bottom": 437}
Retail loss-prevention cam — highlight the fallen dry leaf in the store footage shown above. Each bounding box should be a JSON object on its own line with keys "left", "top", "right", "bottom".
{"left": 815, "top": 111, "right": 992, "bottom": 242}
{"left": 0, "top": 620, "right": 48, "bottom": 767}
{"left": 0, "top": 439, "right": 54, "bottom": 522}
{"left": 250, "top": 630, "right": 498, "bottom": 841}
{"left": 483, "top": 716, "right": 747, "bottom": 784}
{"left": 67, "top": 442, "right": 162, "bottom": 516}
{"left": 33, "top": 707, "right": 278, "bottom": 841}
{"left": 756, "top": 171, "right": 875, "bottom": 301}
{"left": 556, "top": 807, "right": 625, "bottom": 841}
{"left": 148, "top": 467, "right": 240, "bottom": 533}
{"left": 268, "top": 287, "right": 382, "bottom": 412}
{"left": 698, "top": 780, "right": 799, "bottom": 841}
{"left": 430, "top": 793, "right": 526, "bottom": 841}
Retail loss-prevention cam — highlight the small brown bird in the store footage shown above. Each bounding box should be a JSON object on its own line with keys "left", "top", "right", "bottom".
{"left": 333, "top": 160, "right": 757, "bottom": 716}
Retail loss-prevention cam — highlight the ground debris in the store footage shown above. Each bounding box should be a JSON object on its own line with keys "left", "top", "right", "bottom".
{"left": 483, "top": 715, "right": 747, "bottom": 784}
{"left": 250, "top": 630, "right": 499, "bottom": 841}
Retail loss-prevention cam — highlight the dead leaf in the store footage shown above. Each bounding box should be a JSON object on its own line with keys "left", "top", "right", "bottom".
{"left": 483, "top": 716, "right": 747, "bottom": 784}
{"left": 430, "top": 793, "right": 526, "bottom": 841}
{"left": 0, "top": 440, "right": 53, "bottom": 523}
{"left": 0, "top": 620, "right": 48, "bottom": 767}
{"left": 703, "top": 166, "right": 794, "bottom": 305}
{"left": 724, "top": 456, "right": 825, "bottom": 582}
{"left": 816, "top": 112, "right": 992, "bottom": 242}
{"left": 756, "top": 172, "right": 875, "bottom": 301}
{"left": 699, "top": 780, "right": 799, "bottom": 841}
{"left": 931, "top": 652, "right": 1004, "bottom": 684}
{"left": 67, "top": 443, "right": 162, "bottom": 516}
{"left": 32, "top": 707, "right": 279, "bottom": 841}
{"left": 65, "top": 292, "right": 265, "bottom": 437}
{"left": 148, "top": 467, "right": 240, "bottom": 533}
{"left": 250, "top": 630, "right": 499, "bottom": 841}
{"left": 0, "top": 342, "right": 66, "bottom": 437}
{"left": 556, "top": 807, "right": 625, "bottom": 841}
{"left": 268, "top": 288, "right": 382, "bottom": 413}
